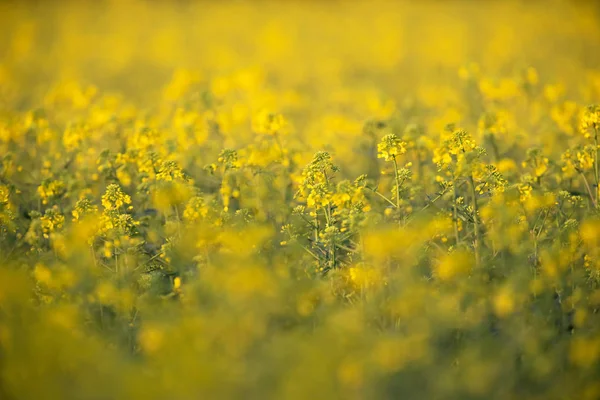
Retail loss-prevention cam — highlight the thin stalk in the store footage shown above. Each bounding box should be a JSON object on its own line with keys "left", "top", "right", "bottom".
{"left": 392, "top": 156, "right": 401, "bottom": 209}
{"left": 300, "top": 244, "right": 320, "bottom": 261}
{"left": 174, "top": 205, "right": 182, "bottom": 238}
{"left": 90, "top": 246, "right": 97, "bottom": 268}
{"left": 331, "top": 240, "right": 336, "bottom": 269}
{"left": 488, "top": 133, "right": 500, "bottom": 162}
{"left": 335, "top": 243, "right": 358, "bottom": 253}
{"left": 453, "top": 179, "right": 460, "bottom": 245}
{"left": 323, "top": 171, "right": 333, "bottom": 225}
{"left": 468, "top": 174, "right": 481, "bottom": 267}
{"left": 368, "top": 186, "right": 397, "bottom": 208}
{"left": 579, "top": 171, "right": 598, "bottom": 209}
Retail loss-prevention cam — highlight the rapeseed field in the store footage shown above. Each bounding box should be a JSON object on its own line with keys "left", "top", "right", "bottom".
{"left": 1, "top": 1, "right": 600, "bottom": 399}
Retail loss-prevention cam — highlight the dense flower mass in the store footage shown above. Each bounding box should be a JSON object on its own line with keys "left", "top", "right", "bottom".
{"left": 2, "top": 1, "right": 600, "bottom": 399}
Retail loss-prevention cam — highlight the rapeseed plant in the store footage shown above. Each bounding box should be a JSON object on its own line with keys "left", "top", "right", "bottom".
{"left": 1, "top": 1, "right": 600, "bottom": 399}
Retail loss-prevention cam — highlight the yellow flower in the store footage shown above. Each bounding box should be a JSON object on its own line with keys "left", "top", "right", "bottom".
{"left": 377, "top": 134, "right": 407, "bottom": 161}
{"left": 101, "top": 184, "right": 131, "bottom": 211}
{"left": 580, "top": 104, "right": 600, "bottom": 139}
{"left": 252, "top": 109, "right": 288, "bottom": 135}
{"left": 37, "top": 180, "right": 66, "bottom": 205}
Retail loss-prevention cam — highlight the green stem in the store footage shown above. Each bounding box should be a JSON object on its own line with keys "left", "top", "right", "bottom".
{"left": 453, "top": 179, "right": 460, "bottom": 245}
{"left": 368, "top": 186, "right": 397, "bottom": 208}
{"left": 323, "top": 171, "right": 333, "bottom": 225}
{"left": 489, "top": 133, "right": 500, "bottom": 163}
{"left": 468, "top": 174, "right": 481, "bottom": 267}
{"left": 392, "top": 156, "right": 401, "bottom": 209}
{"left": 580, "top": 171, "right": 598, "bottom": 209}
{"left": 331, "top": 241, "right": 336, "bottom": 269}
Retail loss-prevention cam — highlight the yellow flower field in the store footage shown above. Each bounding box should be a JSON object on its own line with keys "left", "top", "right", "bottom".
{"left": 1, "top": 1, "right": 600, "bottom": 398}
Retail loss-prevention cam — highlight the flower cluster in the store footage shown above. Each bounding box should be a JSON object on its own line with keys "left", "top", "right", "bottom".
{"left": 580, "top": 104, "right": 600, "bottom": 139}
{"left": 377, "top": 133, "right": 407, "bottom": 161}
{"left": 101, "top": 183, "right": 131, "bottom": 211}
